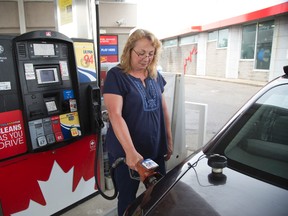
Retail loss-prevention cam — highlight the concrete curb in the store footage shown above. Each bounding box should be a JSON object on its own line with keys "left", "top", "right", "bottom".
{"left": 185, "top": 75, "right": 267, "bottom": 87}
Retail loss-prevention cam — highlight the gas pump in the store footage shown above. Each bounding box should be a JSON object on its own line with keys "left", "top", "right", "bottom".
{"left": 13, "top": 31, "right": 82, "bottom": 151}
{"left": 0, "top": 31, "right": 102, "bottom": 216}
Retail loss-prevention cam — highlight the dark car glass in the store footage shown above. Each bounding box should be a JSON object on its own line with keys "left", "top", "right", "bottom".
{"left": 223, "top": 84, "right": 288, "bottom": 187}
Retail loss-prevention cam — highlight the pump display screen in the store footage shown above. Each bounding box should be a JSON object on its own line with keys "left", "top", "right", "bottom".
{"left": 33, "top": 43, "right": 55, "bottom": 56}
{"left": 36, "top": 68, "right": 59, "bottom": 84}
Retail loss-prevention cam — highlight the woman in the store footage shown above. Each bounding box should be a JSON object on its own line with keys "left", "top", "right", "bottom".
{"left": 103, "top": 29, "right": 173, "bottom": 215}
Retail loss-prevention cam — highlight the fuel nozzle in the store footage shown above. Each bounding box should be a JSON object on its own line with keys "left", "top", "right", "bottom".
{"left": 135, "top": 159, "right": 163, "bottom": 188}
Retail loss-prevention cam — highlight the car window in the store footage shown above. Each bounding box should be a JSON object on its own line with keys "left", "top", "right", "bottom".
{"left": 224, "top": 84, "right": 288, "bottom": 183}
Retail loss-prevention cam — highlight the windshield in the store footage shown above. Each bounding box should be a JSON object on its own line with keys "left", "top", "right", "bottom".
{"left": 224, "top": 84, "right": 288, "bottom": 186}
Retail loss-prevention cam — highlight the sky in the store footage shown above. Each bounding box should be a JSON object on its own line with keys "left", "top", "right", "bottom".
{"left": 135, "top": 0, "right": 287, "bottom": 38}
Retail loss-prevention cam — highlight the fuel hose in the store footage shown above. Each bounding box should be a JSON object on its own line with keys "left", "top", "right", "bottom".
{"left": 94, "top": 131, "right": 126, "bottom": 199}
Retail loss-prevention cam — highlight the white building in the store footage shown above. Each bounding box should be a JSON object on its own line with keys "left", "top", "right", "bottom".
{"left": 159, "top": 2, "right": 288, "bottom": 82}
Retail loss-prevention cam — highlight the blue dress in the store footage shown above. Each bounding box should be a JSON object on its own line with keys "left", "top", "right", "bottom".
{"left": 103, "top": 66, "right": 168, "bottom": 160}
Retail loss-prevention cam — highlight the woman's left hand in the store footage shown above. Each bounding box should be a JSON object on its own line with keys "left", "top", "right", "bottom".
{"left": 165, "top": 145, "right": 173, "bottom": 161}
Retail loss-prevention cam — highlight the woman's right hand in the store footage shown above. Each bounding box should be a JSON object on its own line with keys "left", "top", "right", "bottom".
{"left": 125, "top": 150, "right": 143, "bottom": 171}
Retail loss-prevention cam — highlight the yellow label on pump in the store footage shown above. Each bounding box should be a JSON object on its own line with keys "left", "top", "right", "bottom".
{"left": 60, "top": 112, "right": 81, "bottom": 139}
{"left": 74, "top": 42, "right": 96, "bottom": 69}
{"left": 73, "top": 41, "right": 97, "bottom": 82}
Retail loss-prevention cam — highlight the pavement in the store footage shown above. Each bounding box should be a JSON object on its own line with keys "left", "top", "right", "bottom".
{"left": 185, "top": 75, "right": 264, "bottom": 145}
{"left": 58, "top": 184, "right": 146, "bottom": 216}
{"left": 58, "top": 75, "right": 265, "bottom": 216}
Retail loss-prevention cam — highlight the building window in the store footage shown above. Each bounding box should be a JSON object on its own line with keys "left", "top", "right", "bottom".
{"left": 162, "top": 38, "right": 178, "bottom": 47}
{"left": 217, "top": 28, "right": 228, "bottom": 48}
{"left": 208, "top": 29, "right": 228, "bottom": 47}
{"left": 241, "top": 24, "right": 256, "bottom": 59}
{"left": 241, "top": 20, "right": 274, "bottom": 70}
{"left": 179, "top": 35, "right": 198, "bottom": 45}
{"left": 208, "top": 31, "right": 217, "bottom": 41}
{"left": 256, "top": 20, "right": 274, "bottom": 70}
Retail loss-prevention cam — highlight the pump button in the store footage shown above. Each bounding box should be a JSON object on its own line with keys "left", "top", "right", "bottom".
{"left": 46, "top": 134, "right": 56, "bottom": 144}
{"left": 55, "top": 132, "right": 64, "bottom": 142}
{"left": 37, "top": 136, "right": 47, "bottom": 146}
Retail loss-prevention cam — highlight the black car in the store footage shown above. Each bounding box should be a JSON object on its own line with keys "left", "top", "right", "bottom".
{"left": 125, "top": 66, "right": 288, "bottom": 216}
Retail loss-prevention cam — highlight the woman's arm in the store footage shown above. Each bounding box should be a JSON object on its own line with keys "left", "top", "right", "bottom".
{"left": 104, "top": 93, "right": 143, "bottom": 170}
{"left": 161, "top": 95, "right": 173, "bottom": 160}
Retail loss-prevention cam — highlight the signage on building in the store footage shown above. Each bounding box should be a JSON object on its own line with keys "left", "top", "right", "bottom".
{"left": 100, "top": 35, "right": 118, "bottom": 63}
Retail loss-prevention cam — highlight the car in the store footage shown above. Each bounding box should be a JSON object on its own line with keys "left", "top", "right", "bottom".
{"left": 124, "top": 66, "right": 288, "bottom": 216}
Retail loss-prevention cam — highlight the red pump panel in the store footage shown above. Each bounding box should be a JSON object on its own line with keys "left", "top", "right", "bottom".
{"left": 0, "top": 110, "right": 27, "bottom": 160}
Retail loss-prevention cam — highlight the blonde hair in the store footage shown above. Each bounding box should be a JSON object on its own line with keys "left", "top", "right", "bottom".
{"left": 119, "top": 29, "right": 162, "bottom": 78}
